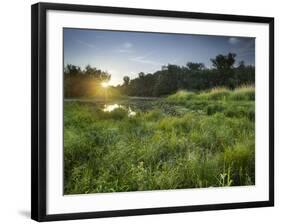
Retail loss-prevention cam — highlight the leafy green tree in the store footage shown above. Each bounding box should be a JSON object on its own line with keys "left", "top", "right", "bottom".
{"left": 186, "top": 62, "right": 205, "bottom": 71}
{"left": 210, "top": 53, "right": 236, "bottom": 87}
{"left": 84, "top": 64, "right": 111, "bottom": 82}
{"left": 123, "top": 76, "right": 130, "bottom": 86}
{"left": 211, "top": 53, "right": 236, "bottom": 71}
{"left": 64, "top": 64, "right": 81, "bottom": 76}
{"left": 64, "top": 64, "right": 111, "bottom": 97}
{"left": 238, "top": 61, "right": 246, "bottom": 69}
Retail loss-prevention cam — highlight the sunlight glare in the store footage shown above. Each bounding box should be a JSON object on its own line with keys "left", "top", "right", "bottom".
{"left": 101, "top": 82, "right": 109, "bottom": 88}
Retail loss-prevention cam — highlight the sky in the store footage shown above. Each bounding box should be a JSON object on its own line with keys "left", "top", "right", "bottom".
{"left": 64, "top": 28, "right": 255, "bottom": 86}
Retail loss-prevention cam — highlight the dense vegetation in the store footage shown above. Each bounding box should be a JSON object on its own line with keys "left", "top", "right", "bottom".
{"left": 64, "top": 86, "right": 255, "bottom": 194}
{"left": 64, "top": 64, "right": 111, "bottom": 98}
{"left": 64, "top": 52, "right": 255, "bottom": 194}
{"left": 64, "top": 53, "right": 255, "bottom": 98}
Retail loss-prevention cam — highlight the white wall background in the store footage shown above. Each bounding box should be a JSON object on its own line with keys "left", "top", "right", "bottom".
{"left": 0, "top": 0, "right": 279, "bottom": 223}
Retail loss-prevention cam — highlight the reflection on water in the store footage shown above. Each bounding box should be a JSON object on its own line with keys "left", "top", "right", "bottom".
{"left": 103, "top": 104, "right": 121, "bottom": 112}
{"left": 103, "top": 104, "right": 136, "bottom": 117}
{"left": 128, "top": 108, "right": 136, "bottom": 116}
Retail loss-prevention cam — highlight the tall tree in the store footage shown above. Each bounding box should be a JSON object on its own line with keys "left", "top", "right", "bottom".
{"left": 186, "top": 62, "right": 205, "bottom": 71}
{"left": 210, "top": 53, "right": 236, "bottom": 86}
{"left": 123, "top": 76, "right": 130, "bottom": 86}
{"left": 211, "top": 53, "right": 236, "bottom": 71}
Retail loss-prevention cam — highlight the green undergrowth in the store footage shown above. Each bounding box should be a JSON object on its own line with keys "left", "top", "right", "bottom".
{"left": 64, "top": 86, "right": 255, "bottom": 194}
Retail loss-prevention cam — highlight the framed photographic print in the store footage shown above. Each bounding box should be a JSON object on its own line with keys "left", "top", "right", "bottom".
{"left": 31, "top": 2, "right": 274, "bottom": 222}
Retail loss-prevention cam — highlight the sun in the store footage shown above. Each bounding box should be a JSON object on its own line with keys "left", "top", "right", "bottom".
{"left": 101, "top": 82, "right": 109, "bottom": 88}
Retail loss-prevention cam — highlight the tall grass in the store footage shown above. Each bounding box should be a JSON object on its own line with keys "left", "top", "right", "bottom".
{"left": 166, "top": 90, "right": 195, "bottom": 104}
{"left": 167, "top": 85, "right": 255, "bottom": 102}
{"left": 199, "top": 87, "right": 230, "bottom": 100}
{"left": 229, "top": 85, "right": 255, "bottom": 101}
{"left": 64, "top": 86, "right": 255, "bottom": 194}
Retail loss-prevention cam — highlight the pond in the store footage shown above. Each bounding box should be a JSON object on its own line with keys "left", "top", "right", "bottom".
{"left": 66, "top": 97, "right": 185, "bottom": 117}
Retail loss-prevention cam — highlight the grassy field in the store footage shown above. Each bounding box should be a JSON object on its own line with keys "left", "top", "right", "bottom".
{"left": 64, "top": 86, "right": 255, "bottom": 194}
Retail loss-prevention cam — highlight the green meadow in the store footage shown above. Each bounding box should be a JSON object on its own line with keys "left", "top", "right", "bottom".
{"left": 64, "top": 86, "right": 255, "bottom": 194}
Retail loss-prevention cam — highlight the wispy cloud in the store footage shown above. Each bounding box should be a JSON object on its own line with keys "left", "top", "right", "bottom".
{"left": 228, "top": 37, "right": 240, "bottom": 45}
{"left": 115, "top": 42, "right": 134, "bottom": 53}
{"left": 117, "top": 49, "right": 133, "bottom": 53}
{"left": 130, "top": 53, "right": 162, "bottom": 66}
{"left": 123, "top": 42, "right": 133, "bottom": 48}
{"left": 76, "top": 40, "right": 96, "bottom": 49}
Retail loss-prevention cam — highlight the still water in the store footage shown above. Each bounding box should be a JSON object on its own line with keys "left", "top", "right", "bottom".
{"left": 103, "top": 103, "right": 136, "bottom": 117}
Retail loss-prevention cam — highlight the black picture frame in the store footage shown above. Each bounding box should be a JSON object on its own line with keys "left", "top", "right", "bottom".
{"left": 31, "top": 2, "right": 274, "bottom": 222}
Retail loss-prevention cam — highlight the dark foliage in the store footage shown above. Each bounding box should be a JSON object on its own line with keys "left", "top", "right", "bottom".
{"left": 120, "top": 53, "right": 254, "bottom": 96}
{"left": 64, "top": 64, "right": 111, "bottom": 97}
{"left": 64, "top": 53, "right": 255, "bottom": 98}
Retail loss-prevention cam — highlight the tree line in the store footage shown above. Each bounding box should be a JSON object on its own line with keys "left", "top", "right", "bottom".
{"left": 64, "top": 53, "right": 255, "bottom": 98}
{"left": 120, "top": 53, "right": 254, "bottom": 96}
{"left": 64, "top": 64, "right": 111, "bottom": 98}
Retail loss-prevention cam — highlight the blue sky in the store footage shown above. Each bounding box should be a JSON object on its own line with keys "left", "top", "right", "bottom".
{"left": 64, "top": 28, "right": 255, "bottom": 86}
